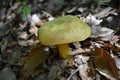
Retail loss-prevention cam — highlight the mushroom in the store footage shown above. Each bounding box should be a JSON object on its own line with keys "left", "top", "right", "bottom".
{"left": 38, "top": 15, "right": 91, "bottom": 58}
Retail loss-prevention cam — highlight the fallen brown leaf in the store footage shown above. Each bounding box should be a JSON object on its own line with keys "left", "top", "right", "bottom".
{"left": 93, "top": 47, "right": 118, "bottom": 80}
{"left": 18, "top": 45, "right": 49, "bottom": 80}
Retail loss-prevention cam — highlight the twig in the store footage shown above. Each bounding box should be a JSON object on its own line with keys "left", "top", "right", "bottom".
{"left": 67, "top": 65, "right": 81, "bottom": 80}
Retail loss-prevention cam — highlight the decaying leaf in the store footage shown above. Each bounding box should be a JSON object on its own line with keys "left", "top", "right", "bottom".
{"left": 0, "top": 38, "right": 8, "bottom": 54}
{"left": 35, "top": 20, "right": 46, "bottom": 27}
{"left": 48, "top": 65, "right": 64, "bottom": 80}
{"left": 75, "top": 55, "right": 94, "bottom": 80}
{"left": 114, "top": 41, "right": 120, "bottom": 52}
{"left": 85, "top": 14, "right": 103, "bottom": 25}
{"left": 5, "top": 50, "right": 22, "bottom": 65}
{"left": 94, "top": 7, "right": 115, "bottom": 18}
{"left": 93, "top": 47, "right": 118, "bottom": 80}
{"left": 31, "top": 14, "right": 41, "bottom": 26}
{"left": 0, "top": 67, "right": 16, "bottom": 80}
{"left": 91, "top": 26, "right": 114, "bottom": 38}
{"left": 115, "top": 58, "right": 120, "bottom": 69}
{"left": 19, "top": 45, "right": 49, "bottom": 79}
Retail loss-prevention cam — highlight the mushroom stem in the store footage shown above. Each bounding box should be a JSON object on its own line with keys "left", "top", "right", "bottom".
{"left": 58, "top": 44, "right": 70, "bottom": 58}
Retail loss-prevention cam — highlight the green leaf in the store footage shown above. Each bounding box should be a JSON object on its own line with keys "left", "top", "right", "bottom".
{"left": 95, "top": 0, "right": 111, "bottom": 5}
{"left": 18, "top": 5, "right": 31, "bottom": 18}
{"left": 22, "top": 5, "right": 31, "bottom": 18}
{"left": 17, "top": 6, "right": 23, "bottom": 13}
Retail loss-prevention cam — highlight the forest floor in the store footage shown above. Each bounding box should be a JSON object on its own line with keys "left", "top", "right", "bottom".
{"left": 0, "top": 0, "right": 120, "bottom": 80}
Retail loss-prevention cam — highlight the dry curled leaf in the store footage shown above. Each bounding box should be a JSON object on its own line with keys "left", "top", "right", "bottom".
{"left": 19, "top": 45, "right": 49, "bottom": 80}
{"left": 93, "top": 47, "right": 118, "bottom": 80}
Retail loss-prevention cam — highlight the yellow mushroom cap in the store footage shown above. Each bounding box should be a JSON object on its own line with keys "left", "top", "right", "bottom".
{"left": 38, "top": 15, "right": 91, "bottom": 45}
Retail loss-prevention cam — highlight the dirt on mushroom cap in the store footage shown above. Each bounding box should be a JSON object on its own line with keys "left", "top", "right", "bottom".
{"left": 38, "top": 15, "right": 91, "bottom": 45}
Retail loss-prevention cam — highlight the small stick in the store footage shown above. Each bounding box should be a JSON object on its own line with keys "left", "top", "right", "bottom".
{"left": 67, "top": 65, "right": 81, "bottom": 80}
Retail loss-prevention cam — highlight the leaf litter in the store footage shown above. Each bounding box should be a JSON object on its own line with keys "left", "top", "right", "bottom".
{"left": 0, "top": 0, "right": 120, "bottom": 80}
